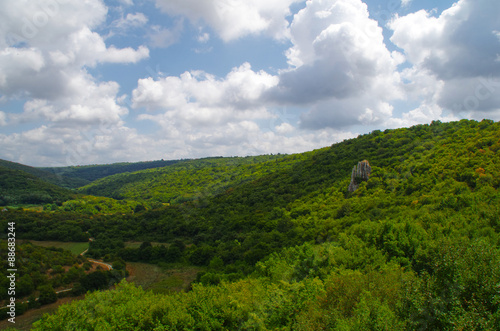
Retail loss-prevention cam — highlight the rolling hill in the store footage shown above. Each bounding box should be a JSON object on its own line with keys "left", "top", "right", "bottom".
{"left": 0, "top": 159, "right": 88, "bottom": 189}
{"left": 2, "top": 119, "right": 500, "bottom": 329}
{"left": 76, "top": 154, "right": 293, "bottom": 204}
{"left": 40, "top": 159, "right": 184, "bottom": 183}
{"left": 0, "top": 166, "right": 76, "bottom": 206}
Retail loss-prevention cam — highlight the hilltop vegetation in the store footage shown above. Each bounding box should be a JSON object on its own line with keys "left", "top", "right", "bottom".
{"left": 41, "top": 159, "right": 183, "bottom": 183}
{"left": 76, "top": 154, "right": 291, "bottom": 204}
{"left": 0, "top": 159, "right": 88, "bottom": 189}
{"left": 0, "top": 166, "right": 76, "bottom": 206}
{"left": 1, "top": 119, "right": 500, "bottom": 329}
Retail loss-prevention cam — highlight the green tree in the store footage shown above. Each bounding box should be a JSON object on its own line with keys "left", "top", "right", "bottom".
{"left": 38, "top": 285, "right": 57, "bottom": 305}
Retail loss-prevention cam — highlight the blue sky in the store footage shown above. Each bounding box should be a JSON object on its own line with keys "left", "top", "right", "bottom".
{"left": 1, "top": 0, "right": 499, "bottom": 166}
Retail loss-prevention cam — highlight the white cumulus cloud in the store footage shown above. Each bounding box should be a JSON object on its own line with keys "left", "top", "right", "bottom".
{"left": 153, "top": 0, "right": 302, "bottom": 41}
{"left": 0, "top": 0, "right": 151, "bottom": 166}
{"left": 0, "top": 111, "right": 6, "bottom": 126}
{"left": 390, "top": 0, "right": 500, "bottom": 119}
{"left": 266, "top": 0, "right": 403, "bottom": 129}
{"left": 132, "top": 62, "right": 279, "bottom": 113}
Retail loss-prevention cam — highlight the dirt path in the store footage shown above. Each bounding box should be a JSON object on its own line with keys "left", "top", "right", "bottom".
{"left": 86, "top": 258, "right": 113, "bottom": 271}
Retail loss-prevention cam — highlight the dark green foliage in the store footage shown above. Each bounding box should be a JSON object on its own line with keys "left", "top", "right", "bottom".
{"left": 0, "top": 241, "right": 81, "bottom": 301}
{"left": 400, "top": 239, "right": 500, "bottom": 330}
{"left": 0, "top": 159, "right": 88, "bottom": 189}
{"left": 80, "top": 271, "right": 109, "bottom": 291}
{"left": 41, "top": 159, "right": 182, "bottom": 182}
{"left": 77, "top": 155, "right": 291, "bottom": 204}
{"left": 0, "top": 166, "right": 75, "bottom": 205}
{"left": 37, "top": 285, "right": 57, "bottom": 305}
{"left": 0, "top": 210, "right": 89, "bottom": 241}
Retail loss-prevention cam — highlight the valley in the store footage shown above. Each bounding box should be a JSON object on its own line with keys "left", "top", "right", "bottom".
{"left": 1, "top": 119, "right": 500, "bottom": 330}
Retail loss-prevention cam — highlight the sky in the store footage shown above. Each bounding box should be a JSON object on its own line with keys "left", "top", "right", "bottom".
{"left": 0, "top": 0, "right": 499, "bottom": 167}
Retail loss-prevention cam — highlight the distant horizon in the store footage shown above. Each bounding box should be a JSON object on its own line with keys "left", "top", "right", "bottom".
{"left": 2, "top": 117, "right": 498, "bottom": 168}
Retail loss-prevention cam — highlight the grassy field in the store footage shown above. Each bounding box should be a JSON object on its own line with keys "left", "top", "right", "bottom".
{"left": 20, "top": 240, "right": 89, "bottom": 255}
{"left": 126, "top": 262, "right": 202, "bottom": 293}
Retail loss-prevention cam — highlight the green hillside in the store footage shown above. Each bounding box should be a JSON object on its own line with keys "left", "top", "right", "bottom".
{"left": 41, "top": 159, "right": 184, "bottom": 183}
{"left": 0, "top": 159, "right": 88, "bottom": 189}
{"left": 2, "top": 119, "right": 500, "bottom": 329}
{"left": 76, "top": 154, "right": 292, "bottom": 204}
{"left": 0, "top": 240, "right": 126, "bottom": 323}
{"left": 0, "top": 166, "right": 76, "bottom": 206}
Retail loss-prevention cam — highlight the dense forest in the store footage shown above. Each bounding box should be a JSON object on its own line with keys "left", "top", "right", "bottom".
{"left": 40, "top": 159, "right": 184, "bottom": 183}
{"left": 0, "top": 166, "right": 76, "bottom": 206}
{"left": 76, "top": 154, "right": 291, "bottom": 204}
{"left": 0, "top": 159, "right": 88, "bottom": 189}
{"left": 1, "top": 119, "right": 500, "bottom": 329}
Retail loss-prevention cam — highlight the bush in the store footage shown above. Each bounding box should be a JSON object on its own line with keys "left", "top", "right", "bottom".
{"left": 38, "top": 285, "right": 57, "bottom": 305}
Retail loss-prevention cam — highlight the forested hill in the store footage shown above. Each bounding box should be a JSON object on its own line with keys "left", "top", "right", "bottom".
{"left": 0, "top": 166, "right": 76, "bottom": 206}
{"left": 3, "top": 119, "right": 500, "bottom": 329}
{"left": 76, "top": 154, "right": 291, "bottom": 203}
{"left": 41, "top": 159, "right": 184, "bottom": 183}
{"left": 0, "top": 159, "right": 87, "bottom": 189}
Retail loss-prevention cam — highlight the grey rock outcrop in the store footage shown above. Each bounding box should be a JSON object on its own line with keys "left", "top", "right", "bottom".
{"left": 348, "top": 160, "right": 371, "bottom": 192}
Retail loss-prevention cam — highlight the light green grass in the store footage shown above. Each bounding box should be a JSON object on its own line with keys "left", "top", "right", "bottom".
{"left": 126, "top": 262, "right": 201, "bottom": 292}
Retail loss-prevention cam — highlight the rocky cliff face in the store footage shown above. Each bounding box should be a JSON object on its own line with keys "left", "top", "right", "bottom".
{"left": 348, "top": 160, "right": 371, "bottom": 192}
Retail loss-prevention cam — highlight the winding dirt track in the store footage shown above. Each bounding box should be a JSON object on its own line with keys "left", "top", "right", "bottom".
{"left": 1, "top": 248, "right": 112, "bottom": 309}
{"left": 86, "top": 258, "right": 113, "bottom": 270}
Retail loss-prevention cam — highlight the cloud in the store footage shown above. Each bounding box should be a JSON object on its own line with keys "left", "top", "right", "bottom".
{"left": 197, "top": 31, "right": 210, "bottom": 43}
{"left": 117, "top": 0, "right": 134, "bottom": 6}
{"left": 0, "top": 0, "right": 151, "bottom": 166}
{"left": 0, "top": 1, "right": 149, "bottom": 100}
{"left": 0, "top": 122, "right": 148, "bottom": 167}
{"left": 3, "top": 0, "right": 499, "bottom": 167}
{"left": 114, "top": 12, "right": 149, "bottom": 30}
{"left": 0, "top": 111, "right": 6, "bottom": 126}
{"left": 401, "top": 0, "right": 412, "bottom": 8}
{"left": 0, "top": 0, "right": 107, "bottom": 49}
{"left": 128, "top": 56, "right": 358, "bottom": 163}
{"left": 390, "top": 0, "right": 500, "bottom": 79}
{"left": 0, "top": 0, "right": 149, "bottom": 123}
{"left": 438, "top": 76, "right": 500, "bottom": 116}
{"left": 389, "top": 0, "right": 500, "bottom": 118}
{"left": 299, "top": 98, "right": 395, "bottom": 129}
{"left": 15, "top": 73, "right": 129, "bottom": 126}
{"left": 132, "top": 62, "right": 279, "bottom": 113}
{"left": 275, "top": 122, "right": 294, "bottom": 134}
{"left": 266, "top": 0, "right": 403, "bottom": 129}
{"left": 128, "top": 61, "right": 355, "bottom": 164}
{"left": 153, "top": 0, "right": 301, "bottom": 41}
